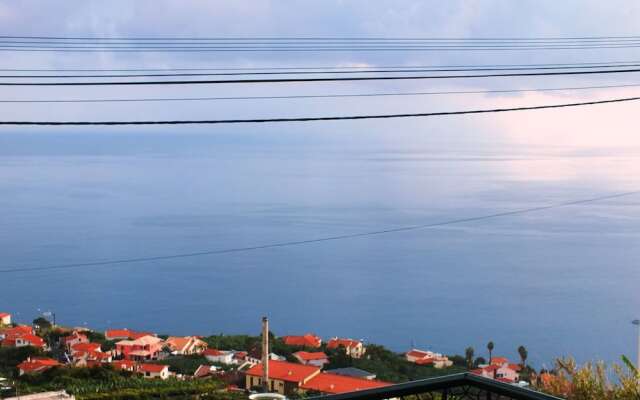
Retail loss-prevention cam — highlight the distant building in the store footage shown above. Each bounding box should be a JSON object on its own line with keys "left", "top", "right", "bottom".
{"left": 138, "top": 363, "right": 170, "bottom": 380}
{"left": 326, "top": 338, "right": 366, "bottom": 358}
{"left": 405, "top": 349, "right": 453, "bottom": 369}
{"left": 61, "top": 332, "right": 89, "bottom": 351}
{"left": 203, "top": 349, "right": 235, "bottom": 364}
{"left": 0, "top": 325, "right": 34, "bottom": 340}
{"left": 105, "top": 329, "right": 154, "bottom": 341}
{"left": 164, "top": 336, "right": 208, "bottom": 355}
{"left": 115, "top": 335, "right": 164, "bottom": 361}
{"left": 293, "top": 351, "right": 329, "bottom": 368}
{"left": 111, "top": 359, "right": 137, "bottom": 372}
{"left": 193, "top": 364, "right": 220, "bottom": 378}
{"left": 0, "top": 313, "right": 11, "bottom": 326}
{"left": 4, "top": 390, "right": 75, "bottom": 400}
{"left": 282, "top": 334, "right": 322, "bottom": 348}
{"left": 325, "top": 367, "right": 377, "bottom": 380}
{"left": 3, "top": 333, "right": 47, "bottom": 349}
{"left": 17, "top": 357, "right": 61, "bottom": 375}
{"left": 471, "top": 357, "right": 521, "bottom": 383}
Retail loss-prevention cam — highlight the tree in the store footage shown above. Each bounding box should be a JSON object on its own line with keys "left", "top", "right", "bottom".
{"left": 474, "top": 357, "right": 487, "bottom": 368}
{"left": 32, "top": 317, "right": 51, "bottom": 330}
{"left": 518, "top": 345, "right": 528, "bottom": 368}
{"left": 465, "top": 347, "right": 475, "bottom": 369}
{"left": 487, "top": 341, "right": 494, "bottom": 364}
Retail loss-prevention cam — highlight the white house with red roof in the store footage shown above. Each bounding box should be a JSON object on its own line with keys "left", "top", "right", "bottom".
{"left": 405, "top": 348, "right": 453, "bottom": 369}
{"left": 164, "top": 336, "right": 207, "bottom": 355}
{"left": 471, "top": 357, "right": 521, "bottom": 383}
{"left": 203, "top": 349, "right": 235, "bottom": 364}
{"left": 3, "top": 333, "right": 47, "bottom": 349}
{"left": 282, "top": 334, "right": 322, "bottom": 348}
{"left": 293, "top": 351, "right": 329, "bottom": 368}
{"left": 105, "top": 329, "right": 154, "bottom": 341}
{"left": 17, "top": 357, "right": 61, "bottom": 375}
{"left": 0, "top": 312, "right": 11, "bottom": 326}
{"left": 111, "top": 359, "right": 137, "bottom": 372}
{"left": 115, "top": 335, "right": 164, "bottom": 361}
{"left": 138, "top": 363, "right": 170, "bottom": 380}
{"left": 326, "top": 338, "right": 366, "bottom": 359}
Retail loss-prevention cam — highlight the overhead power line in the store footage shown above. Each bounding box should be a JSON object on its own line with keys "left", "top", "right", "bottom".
{"left": 2, "top": 67, "right": 640, "bottom": 85}
{"left": 3, "top": 60, "right": 640, "bottom": 73}
{"left": 1, "top": 95, "right": 638, "bottom": 125}
{"left": 1, "top": 82, "right": 638, "bottom": 104}
{"left": 1, "top": 190, "right": 636, "bottom": 274}
{"left": 4, "top": 62, "right": 640, "bottom": 78}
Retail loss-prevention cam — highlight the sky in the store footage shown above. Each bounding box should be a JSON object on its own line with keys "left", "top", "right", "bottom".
{"left": 0, "top": 0, "right": 640, "bottom": 151}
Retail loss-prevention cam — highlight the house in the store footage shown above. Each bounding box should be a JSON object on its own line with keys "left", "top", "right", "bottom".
{"left": 3, "top": 334, "right": 47, "bottom": 349}
{"left": 71, "top": 342, "right": 102, "bottom": 353}
{"left": 282, "top": 334, "right": 322, "bottom": 348}
{"left": 301, "top": 372, "right": 391, "bottom": 394}
{"left": 115, "top": 335, "right": 164, "bottom": 360}
{"left": 405, "top": 349, "right": 453, "bottom": 369}
{"left": 164, "top": 336, "right": 207, "bottom": 355}
{"left": 245, "top": 360, "right": 321, "bottom": 395}
{"left": 0, "top": 325, "right": 34, "bottom": 340}
{"left": 17, "top": 357, "right": 61, "bottom": 375}
{"left": 327, "top": 338, "right": 366, "bottom": 358}
{"left": 471, "top": 357, "right": 521, "bottom": 383}
{"left": 293, "top": 351, "right": 329, "bottom": 368}
{"left": 0, "top": 313, "right": 11, "bottom": 326}
{"left": 72, "top": 348, "right": 112, "bottom": 366}
{"left": 111, "top": 359, "right": 137, "bottom": 372}
{"left": 203, "top": 349, "right": 235, "bottom": 364}
{"left": 61, "top": 332, "right": 89, "bottom": 351}
{"left": 105, "top": 329, "right": 154, "bottom": 341}
{"left": 138, "top": 363, "right": 170, "bottom": 380}
{"left": 193, "top": 364, "right": 220, "bottom": 378}
{"left": 325, "top": 367, "right": 377, "bottom": 380}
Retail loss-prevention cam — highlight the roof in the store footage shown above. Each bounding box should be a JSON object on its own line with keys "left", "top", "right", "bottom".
{"left": 327, "top": 338, "right": 361, "bottom": 350}
{"left": 138, "top": 363, "right": 168, "bottom": 373}
{"left": 294, "top": 351, "right": 329, "bottom": 361}
{"left": 203, "top": 348, "right": 229, "bottom": 357}
{"left": 112, "top": 360, "right": 137, "bottom": 370}
{"left": 406, "top": 349, "right": 431, "bottom": 358}
{"left": 490, "top": 357, "right": 509, "bottom": 365}
{"left": 0, "top": 312, "right": 10, "bottom": 318}
{"left": 16, "top": 334, "right": 46, "bottom": 347}
{"left": 1, "top": 325, "right": 34, "bottom": 336}
{"left": 245, "top": 360, "right": 320, "bottom": 383}
{"left": 194, "top": 364, "right": 217, "bottom": 378}
{"left": 302, "top": 373, "right": 390, "bottom": 394}
{"left": 325, "top": 367, "right": 376, "bottom": 379}
{"left": 62, "top": 332, "right": 88, "bottom": 343}
{"left": 71, "top": 342, "right": 101, "bottom": 352}
{"left": 305, "top": 373, "right": 563, "bottom": 400}
{"left": 117, "top": 335, "right": 163, "bottom": 346}
{"left": 18, "top": 357, "right": 60, "bottom": 373}
{"left": 283, "top": 334, "right": 322, "bottom": 348}
{"left": 105, "top": 329, "right": 134, "bottom": 339}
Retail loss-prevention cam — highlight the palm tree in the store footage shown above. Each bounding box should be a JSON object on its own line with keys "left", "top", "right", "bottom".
{"left": 465, "top": 347, "right": 475, "bottom": 369}
{"left": 487, "top": 341, "right": 494, "bottom": 364}
{"left": 518, "top": 345, "right": 528, "bottom": 368}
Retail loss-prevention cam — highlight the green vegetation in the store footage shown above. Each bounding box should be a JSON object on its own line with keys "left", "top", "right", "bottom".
{"left": 534, "top": 357, "right": 640, "bottom": 400}
{"left": 15, "top": 364, "right": 239, "bottom": 400}
{"left": 153, "top": 355, "right": 212, "bottom": 375}
{"left": 0, "top": 346, "right": 44, "bottom": 378}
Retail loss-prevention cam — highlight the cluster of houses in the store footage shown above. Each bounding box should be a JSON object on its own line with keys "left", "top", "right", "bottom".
{"left": 470, "top": 357, "right": 522, "bottom": 383}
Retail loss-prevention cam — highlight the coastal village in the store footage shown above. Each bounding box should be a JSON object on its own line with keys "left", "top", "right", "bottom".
{"left": 0, "top": 311, "right": 535, "bottom": 399}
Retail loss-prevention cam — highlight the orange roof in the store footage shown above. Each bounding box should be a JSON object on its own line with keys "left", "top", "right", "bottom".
{"left": 72, "top": 342, "right": 101, "bottom": 352}
{"left": 139, "top": 363, "right": 168, "bottom": 373}
{"left": 18, "top": 357, "right": 60, "bottom": 373}
{"left": 294, "top": 351, "right": 328, "bottom": 361}
{"left": 490, "top": 357, "right": 509, "bottom": 365}
{"left": 406, "top": 349, "right": 431, "bottom": 358}
{"left": 245, "top": 360, "right": 320, "bottom": 383}
{"left": 283, "top": 334, "right": 322, "bottom": 348}
{"left": 2, "top": 325, "right": 34, "bottom": 336}
{"left": 327, "top": 338, "right": 361, "bottom": 350}
{"left": 105, "top": 329, "right": 134, "bottom": 339}
{"left": 17, "top": 334, "right": 46, "bottom": 347}
{"left": 0, "top": 312, "right": 10, "bottom": 318}
{"left": 302, "top": 373, "right": 391, "bottom": 394}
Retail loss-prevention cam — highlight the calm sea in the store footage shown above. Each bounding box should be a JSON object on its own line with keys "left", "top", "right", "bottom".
{"left": 1, "top": 131, "right": 639, "bottom": 369}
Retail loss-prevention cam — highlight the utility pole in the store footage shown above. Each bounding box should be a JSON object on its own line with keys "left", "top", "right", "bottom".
{"left": 262, "top": 316, "right": 269, "bottom": 393}
{"left": 633, "top": 319, "right": 640, "bottom": 368}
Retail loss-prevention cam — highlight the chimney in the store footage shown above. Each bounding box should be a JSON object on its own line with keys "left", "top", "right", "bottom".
{"left": 262, "top": 316, "right": 269, "bottom": 392}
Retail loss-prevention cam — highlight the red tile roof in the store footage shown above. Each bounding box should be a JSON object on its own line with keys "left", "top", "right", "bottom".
{"left": 203, "top": 349, "right": 227, "bottom": 356}
{"left": 302, "top": 373, "right": 391, "bottom": 394}
{"left": 112, "top": 360, "right": 137, "bottom": 370}
{"left": 490, "top": 357, "right": 509, "bottom": 365}
{"left": 406, "top": 350, "right": 430, "bottom": 358}
{"left": 139, "top": 363, "right": 168, "bottom": 373}
{"left": 327, "top": 338, "right": 361, "bottom": 350}
{"left": 245, "top": 360, "right": 320, "bottom": 383}
{"left": 105, "top": 329, "right": 134, "bottom": 339}
{"left": 71, "top": 342, "right": 101, "bottom": 352}
{"left": 18, "top": 357, "right": 60, "bottom": 373}
{"left": 283, "top": 334, "right": 322, "bottom": 348}
{"left": 0, "top": 312, "right": 10, "bottom": 318}
{"left": 16, "top": 334, "right": 46, "bottom": 347}
{"left": 1, "top": 325, "right": 34, "bottom": 336}
{"left": 294, "top": 351, "right": 329, "bottom": 361}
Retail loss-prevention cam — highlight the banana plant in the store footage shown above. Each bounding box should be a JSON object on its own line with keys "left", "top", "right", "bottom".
{"left": 621, "top": 355, "right": 639, "bottom": 378}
